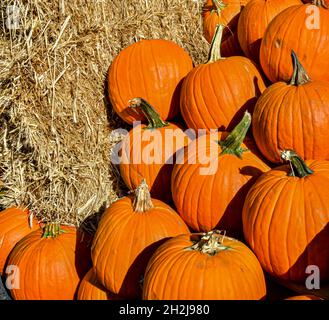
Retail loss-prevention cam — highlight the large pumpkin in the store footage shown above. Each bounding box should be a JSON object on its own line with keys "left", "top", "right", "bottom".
{"left": 108, "top": 39, "right": 193, "bottom": 124}
{"left": 252, "top": 51, "right": 329, "bottom": 163}
{"left": 0, "top": 207, "right": 39, "bottom": 275}
{"left": 143, "top": 230, "right": 267, "bottom": 300}
{"left": 171, "top": 112, "right": 269, "bottom": 237}
{"left": 237, "top": 0, "right": 302, "bottom": 63}
{"left": 180, "top": 25, "right": 266, "bottom": 133}
{"left": 77, "top": 268, "right": 120, "bottom": 300}
{"left": 91, "top": 180, "right": 189, "bottom": 299}
{"left": 6, "top": 223, "right": 92, "bottom": 300}
{"left": 202, "top": 0, "right": 250, "bottom": 56}
{"left": 260, "top": 1, "right": 329, "bottom": 83}
{"left": 243, "top": 150, "right": 329, "bottom": 282}
{"left": 119, "top": 98, "right": 190, "bottom": 204}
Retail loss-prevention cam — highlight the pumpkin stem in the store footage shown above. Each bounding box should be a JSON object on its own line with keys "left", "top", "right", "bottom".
{"left": 218, "top": 111, "right": 251, "bottom": 158}
{"left": 133, "top": 179, "right": 154, "bottom": 212}
{"left": 189, "top": 230, "right": 232, "bottom": 255}
{"left": 213, "top": 0, "right": 227, "bottom": 13}
{"left": 290, "top": 51, "right": 311, "bottom": 86}
{"left": 207, "top": 24, "right": 225, "bottom": 63}
{"left": 42, "top": 222, "right": 65, "bottom": 238}
{"left": 280, "top": 150, "right": 314, "bottom": 178}
{"left": 129, "top": 98, "right": 169, "bottom": 129}
{"left": 312, "top": 0, "right": 328, "bottom": 8}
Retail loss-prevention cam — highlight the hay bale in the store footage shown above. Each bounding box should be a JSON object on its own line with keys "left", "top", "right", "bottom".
{"left": 0, "top": 0, "right": 208, "bottom": 228}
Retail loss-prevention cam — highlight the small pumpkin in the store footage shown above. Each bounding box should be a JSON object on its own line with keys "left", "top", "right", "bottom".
{"left": 119, "top": 98, "right": 190, "bottom": 204}
{"left": 171, "top": 112, "right": 269, "bottom": 237}
{"left": 237, "top": 0, "right": 302, "bottom": 64}
{"left": 6, "top": 223, "right": 92, "bottom": 300}
{"left": 91, "top": 180, "right": 189, "bottom": 299}
{"left": 108, "top": 39, "right": 193, "bottom": 124}
{"left": 202, "top": 0, "right": 250, "bottom": 56}
{"left": 77, "top": 269, "right": 120, "bottom": 300}
{"left": 0, "top": 207, "right": 39, "bottom": 275}
{"left": 285, "top": 295, "right": 323, "bottom": 300}
{"left": 180, "top": 24, "right": 266, "bottom": 133}
{"left": 252, "top": 51, "right": 329, "bottom": 163}
{"left": 143, "top": 230, "right": 267, "bottom": 300}
{"left": 260, "top": 1, "right": 329, "bottom": 83}
{"left": 243, "top": 150, "right": 329, "bottom": 282}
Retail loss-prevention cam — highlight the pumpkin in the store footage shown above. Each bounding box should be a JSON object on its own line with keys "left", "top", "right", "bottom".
{"left": 252, "top": 51, "right": 329, "bottom": 164}
{"left": 0, "top": 207, "right": 39, "bottom": 275}
{"left": 260, "top": 1, "right": 329, "bottom": 83}
{"left": 180, "top": 24, "right": 266, "bottom": 133}
{"left": 77, "top": 268, "right": 120, "bottom": 300}
{"left": 285, "top": 295, "right": 323, "bottom": 300}
{"left": 242, "top": 150, "right": 329, "bottom": 282}
{"left": 119, "top": 98, "right": 190, "bottom": 204}
{"left": 237, "top": 0, "right": 302, "bottom": 64}
{"left": 171, "top": 112, "right": 269, "bottom": 237}
{"left": 6, "top": 223, "right": 92, "bottom": 300}
{"left": 143, "top": 230, "right": 267, "bottom": 300}
{"left": 91, "top": 180, "right": 189, "bottom": 299}
{"left": 202, "top": 0, "right": 250, "bottom": 56}
{"left": 108, "top": 39, "right": 193, "bottom": 125}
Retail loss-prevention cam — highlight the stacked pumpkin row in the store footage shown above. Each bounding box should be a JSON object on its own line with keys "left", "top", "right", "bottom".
{"left": 0, "top": 0, "right": 328, "bottom": 300}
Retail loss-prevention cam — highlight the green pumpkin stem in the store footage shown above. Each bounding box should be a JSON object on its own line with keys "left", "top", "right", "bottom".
{"left": 312, "top": 0, "right": 328, "bottom": 8}
{"left": 189, "top": 230, "right": 231, "bottom": 255}
{"left": 290, "top": 51, "right": 311, "bottom": 86}
{"left": 281, "top": 150, "right": 314, "bottom": 178}
{"left": 129, "top": 98, "right": 169, "bottom": 129}
{"left": 133, "top": 179, "right": 154, "bottom": 212}
{"left": 218, "top": 111, "right": 251, "bottom": 158}
{"left": 207, "top": 24, "right": 225, "bottom": 63}
{"left": 42, "top": 222, "right": 65, "bottom": 238}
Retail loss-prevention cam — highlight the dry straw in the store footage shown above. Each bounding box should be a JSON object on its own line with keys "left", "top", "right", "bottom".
{"left": 0, "top": 0, "right": 208, "bottom": 231}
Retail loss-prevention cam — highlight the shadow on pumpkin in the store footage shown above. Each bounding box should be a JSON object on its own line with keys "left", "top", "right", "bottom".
{"left": 276, "top": 222, "right": 329, "bottom": 283}
{"left": 215, "top": 166, "right": 265, "bottom": 241}
{"left": 117, "top": 237, "right": 170, "bottom": 299}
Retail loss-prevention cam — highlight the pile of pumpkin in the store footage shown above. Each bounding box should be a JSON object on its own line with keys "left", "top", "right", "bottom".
{"left": 1, "top": 0, "right": 329, "bottom": 300}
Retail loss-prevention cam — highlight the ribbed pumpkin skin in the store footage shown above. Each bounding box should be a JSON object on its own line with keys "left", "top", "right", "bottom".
{"left": 242, "top": 161, "right": 329, "bottom": 282}
{"left": 203, "top": 0, "right": 251, "bottom": 56}
{"left": 237, "top": 0, "right": 302, "bottom": 63}
{"left": 260, "top": 4, "right": 329, "bottom": 83}
{"left": 91, "top": 197, "right": 189, "bottom": 299}
{"left": 108, "top": 40, "right": 193, "bottom": 124}
{"left": 171, "top": 133, "right": 269, "bottom": 237}
{"left": 252, "top": 81, "right": 329, "bottom": 163}
{"left": 78, "top": 269, "right": 115, "bottom": 300}
{"left": 119, "top": 123, "right": 189, "bottom": 204}
{"left": 7, "top": 226, "right": 92, "bottom": 300}
{"left": 143, "top": 234, "right": 267, "bottom": 300}
{"left": 180, "top": 56, "right": 266, "bottom": 132}
{"left": 0, "top": 207, "right": 39, "bottom": 275}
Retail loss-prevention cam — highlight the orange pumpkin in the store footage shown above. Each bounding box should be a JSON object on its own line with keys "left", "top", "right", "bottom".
{"left": 91, "top": 180, "right": 189, "bottom": 299}
{"left": 285, "top": 295, "right": 323, "bottom": 300}
{"left": 108, "top": 39, "right": 193, "bottom": 124}
{"left": 237, "top": 0, "right": 302, "bottom": 63}
{"left": 171, "top": 112, "right": 269, "bottom": 237}
{"left": 143, "top": 230, "right": 267, "bottom": 300}
{"left": 0, "top": 207, "right": 39, "bottom": 275}
{"left": 119, "top": 98, "right": 190, "bottom": 204}
{"left": 260, "top": 1, "right": 329, "bottom": 83}
{"left": 202, "top": 0, "right": 250, "bottom": 56}
{"left": 77, "top": 269, "right": 120, "bottom": 300}
{"left": 243, "top": 150, "right": 329, "bottom": 282}
{"left": 180, "top": 25, "right": 266, "bottom": 133}
{"left": 6, "top": 223, "right": 92, "bottom": 300}
{"left": 253, "top": 51, "right": 329, "bottom": 163}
